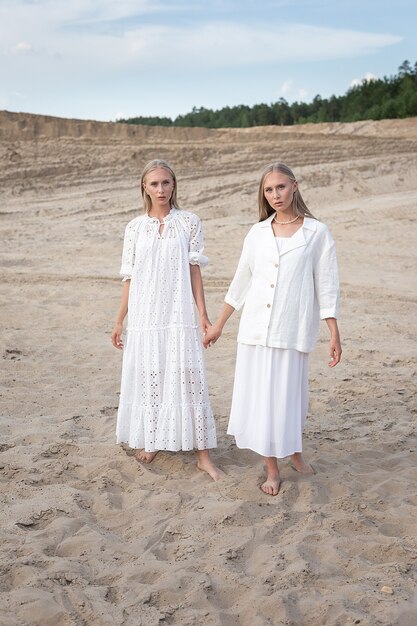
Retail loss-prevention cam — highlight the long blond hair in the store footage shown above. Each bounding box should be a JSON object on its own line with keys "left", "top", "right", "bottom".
{"left": 140, "top": 159, "right": 180, "bottom": 214}
{"left": 258, "top": 162, "right": 316, "bottom": 222}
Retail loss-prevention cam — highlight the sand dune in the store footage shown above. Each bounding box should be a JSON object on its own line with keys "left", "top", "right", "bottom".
{"left": 1, "top": 111, "right": 417, "bottom": 625}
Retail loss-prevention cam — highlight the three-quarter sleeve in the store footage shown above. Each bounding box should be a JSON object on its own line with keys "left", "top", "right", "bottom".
{"left": 313, "top": 227, "right": 340, "bottom": 319}
{"left": 225, "top": 232, "right": 253, "bottom": 311}
{"left": 119, "top": 219, "right": 138, "bottom": 281}
{"left": 189, "top": 214, "right": 208, "bottom": 267}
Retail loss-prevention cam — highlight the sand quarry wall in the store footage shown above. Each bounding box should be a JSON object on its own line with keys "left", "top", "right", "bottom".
{"left": 2, "top": 109, "right": 417, "bottom": 142}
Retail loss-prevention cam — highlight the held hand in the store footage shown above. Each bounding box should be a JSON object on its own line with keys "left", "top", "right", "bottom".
{"left": 203, "top": 322, "right": 222, "bottom": 348}
{"left": 200, "top": 315, "right": 211, "bottom": 336}
{"left": 111, "top": 323, "right": 124, "bottom": 350}
{"left": 328, "top": 337, "right": 342, "bottom": 367}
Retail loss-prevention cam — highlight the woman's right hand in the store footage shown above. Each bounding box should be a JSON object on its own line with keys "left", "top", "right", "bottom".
{"left": 111, "top": 323, "right": 124, "bottom": 349}
{"left": 203, "top": 322, "right": 222, "bottom": 348}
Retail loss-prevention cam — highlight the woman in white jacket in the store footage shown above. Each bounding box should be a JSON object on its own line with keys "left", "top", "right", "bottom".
{"left": 204, "top": 162, "right": 341, "bottom": 495}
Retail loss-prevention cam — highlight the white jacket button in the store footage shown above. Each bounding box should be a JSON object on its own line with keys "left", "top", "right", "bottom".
{"left": 267, "top": 304, "right": 271, "bottom": 308}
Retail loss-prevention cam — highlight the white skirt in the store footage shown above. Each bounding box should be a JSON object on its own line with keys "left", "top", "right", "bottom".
{"left": 227, "top": 343, "right": 309, "bottom": 458}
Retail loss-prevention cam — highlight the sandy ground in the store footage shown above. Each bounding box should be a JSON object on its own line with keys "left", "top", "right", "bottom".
{"left": 1, "top": 111, "right": 417, "bottom": 625}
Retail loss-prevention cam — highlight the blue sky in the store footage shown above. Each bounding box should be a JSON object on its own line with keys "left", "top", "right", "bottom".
{"left": 0, "top": 0, "right": 415, "bottom": 121}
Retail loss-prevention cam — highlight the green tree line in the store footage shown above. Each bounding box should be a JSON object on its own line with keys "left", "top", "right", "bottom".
{"left": 117, "top": 61, "right": 417, "bottom": 128}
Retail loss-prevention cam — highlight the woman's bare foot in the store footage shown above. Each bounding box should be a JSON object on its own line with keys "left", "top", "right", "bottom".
{"left": 260, "top": 475, "right": 281, "bottom": 496}
{"left": 261, "top": 457, "right": 281, "bottom": 496}
{"left": 134, "top": 449, "right": 159, "bottom": 464}
{"left": 196, "top": 450, "right": 224, "bottom": 481}
{"left": 290, "top": 452, "right": 315, "bottom": 475}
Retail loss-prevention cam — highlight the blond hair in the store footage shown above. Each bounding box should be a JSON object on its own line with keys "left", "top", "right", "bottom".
{"left": 258, "top": 162, "right": 316, "bottom": 222}
{"left": 140, "top": 159, "right": 180, "bottom": 214}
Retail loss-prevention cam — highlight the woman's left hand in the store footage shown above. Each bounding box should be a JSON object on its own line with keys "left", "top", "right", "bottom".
{"left": 203, "top": 323, "right": 222, "bottom": 348}
{"left": 328, "top": 337, "right": 342, "bottom": 367}
{"left": 200, "top": 315, "right": 211, "bottom": 336}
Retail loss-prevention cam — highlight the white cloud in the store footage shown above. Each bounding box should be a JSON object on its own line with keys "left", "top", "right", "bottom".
{"left": 278, "top": 80, "right": 309, "bottom": 102}
{"left": 350, "top": 72, "right": 377, "bottom": 87}
{"left": 281, "top": 80, "right": 293, "bottom": 94}
{"left": 115, "top": 23, "right": 401, "bottom": 69}
{"left": 10, "top": 42, "right": 32, "bottom": 54}
{"left": 0, "top": 0, "right": 402, "bottom": 73}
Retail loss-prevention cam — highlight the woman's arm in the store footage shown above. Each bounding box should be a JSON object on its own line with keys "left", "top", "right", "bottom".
{"left": 190, "top": 265, "right": 210, "bottom": 334}
{"left": 111, "top": 279, "right": 131, "bottom": 349}
{"left": 203, "top": 302, "right": 235, "bottom": 348}
{"left": 325, "top": 317, "right": 342, "bottom": 367}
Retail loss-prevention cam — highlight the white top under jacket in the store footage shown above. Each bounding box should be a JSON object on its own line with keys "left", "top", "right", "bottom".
{"left": 225, "top": 215, "right": 340, "bottom": 353}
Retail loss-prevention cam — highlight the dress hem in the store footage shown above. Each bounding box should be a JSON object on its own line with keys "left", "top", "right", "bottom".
{"left": 117, "top": 440, "right": 217, "bottom": 452}
{"left": 227, "top": 433, "right": 303, "bottom": 459}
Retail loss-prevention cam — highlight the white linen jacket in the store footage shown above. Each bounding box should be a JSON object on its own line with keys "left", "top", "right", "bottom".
{"left": 225, "top": 215, "right": 340, "bottom": 353}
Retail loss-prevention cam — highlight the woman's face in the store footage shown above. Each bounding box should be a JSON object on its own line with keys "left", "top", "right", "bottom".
{"left": 143, "top": 167, "right": 175, "bottom": 209}
{"left": 263, "top": 171, "right": 297, "bottom": 213}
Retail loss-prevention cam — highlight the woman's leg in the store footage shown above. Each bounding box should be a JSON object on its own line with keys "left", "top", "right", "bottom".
{"left": 196, "top": 449, "right": 223, "bottom": 481}
{"left": 290, "top": 452, "right": 315, "bottom": 474}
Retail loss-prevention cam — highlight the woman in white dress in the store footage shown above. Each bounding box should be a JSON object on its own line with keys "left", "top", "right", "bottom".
{"left": 204, "top": 162, "right": 341, "bottom": 495}
{"left": 112, "top": 159, "right": 221, "bottom": 481}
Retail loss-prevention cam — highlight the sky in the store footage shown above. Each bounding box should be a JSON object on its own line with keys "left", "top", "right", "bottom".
{"left": 0, "top": 0, "right": 415, "bottom": 122}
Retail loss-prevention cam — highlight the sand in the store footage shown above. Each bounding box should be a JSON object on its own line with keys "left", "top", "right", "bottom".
{"left": 1, "top": 110, "right": 417, "bottom": 625}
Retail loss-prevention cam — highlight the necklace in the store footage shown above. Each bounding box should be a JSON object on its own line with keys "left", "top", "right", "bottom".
{"left": 273, "top": 213, "right": 299, "bottom": 225}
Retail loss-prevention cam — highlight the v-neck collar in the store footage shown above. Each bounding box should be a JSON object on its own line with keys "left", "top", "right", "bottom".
{"left": 261, "top": 214, "right": 318, "bottom": 257}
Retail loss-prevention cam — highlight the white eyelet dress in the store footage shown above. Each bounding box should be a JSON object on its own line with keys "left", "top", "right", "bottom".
{"left": 115, "top": 208, "right": 217, "bottom": 452}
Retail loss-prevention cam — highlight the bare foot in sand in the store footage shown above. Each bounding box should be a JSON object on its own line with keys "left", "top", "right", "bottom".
{"left": 261, "top": 475, "right": 281, "bottom": 496}
{"left": 196, "top": 450, "right": 224, "bottom": 481}
{"left": 134, "top": 450, "right": 159, "bottom": 464}
{"left": 261, "top": 457, "right": 281, "bottom": 496}
{"left": 290, "top": 452, "right": 315, "bottom": 475}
